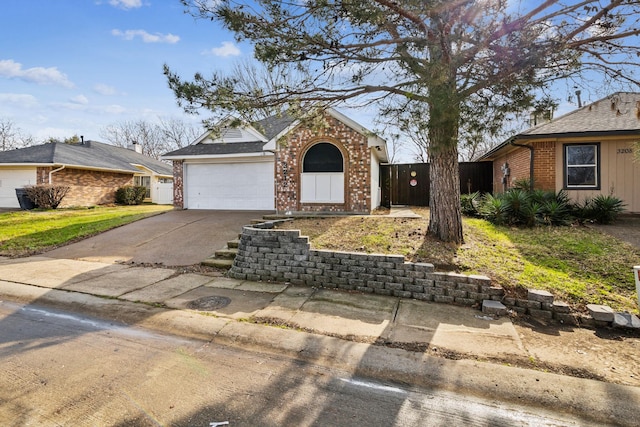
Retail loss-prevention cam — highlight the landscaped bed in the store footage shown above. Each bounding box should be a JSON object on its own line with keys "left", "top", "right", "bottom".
{"left": 275, "top": 208, "right": 640, "bottom": 313}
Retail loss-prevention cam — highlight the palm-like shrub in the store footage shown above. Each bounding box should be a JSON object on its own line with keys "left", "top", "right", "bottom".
{"left": 586, "top": 195, "right": 626, "bottom": 224}
{"left": 460, "top": 191, "right": 481, "bottom": 216}
{"left": 479, "top": 193, "right": 511, "bottom": 225}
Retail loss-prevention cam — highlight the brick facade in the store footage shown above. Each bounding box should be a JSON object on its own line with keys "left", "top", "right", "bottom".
{"left": 531, "top": 141, "right": 556, "bottom": 191}
{"left": 38, "top": 167, "right": 133, "bottom": 207}
{"left": 492, "top": 141, "right": 556, "bottom": 193}
{"left": 275, "top": 114, "right": 372, "bottom": 213}
{"left": 492, "top": 148, "right": 530, "bottom": 193}
{"left": 172, "top": 160, "right": 184, "bottom": 208}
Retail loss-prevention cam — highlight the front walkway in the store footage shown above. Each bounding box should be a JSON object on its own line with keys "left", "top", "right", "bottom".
{"left": 387, "top": 206, "right": 422, "bottom": 218}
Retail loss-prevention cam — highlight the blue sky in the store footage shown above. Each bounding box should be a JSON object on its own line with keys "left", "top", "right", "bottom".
{"left": 0, "top": 0, "right": 248, "bottom": 141}
{"left": 1, "top": 0, "right": 590, "bottom": 160}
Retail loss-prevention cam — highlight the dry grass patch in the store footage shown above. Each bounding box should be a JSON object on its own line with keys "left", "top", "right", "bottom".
{"left": 276, "top": 208, "right": 640, "bottom": 313}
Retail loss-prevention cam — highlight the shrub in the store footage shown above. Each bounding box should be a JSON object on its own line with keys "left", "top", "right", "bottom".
{"left": 115, "top": 186, "right": 147, "bottom": 205}
{"left": 24, "top": 185, "right": 70, "bottom": 209}
{"left": 460, "top": 191, "right": 481, "bottom": 216}
{"left": 579, "top": 195, "right": 626, "bottom": 224}
{"left": 479, "top": 193, "right": 511, "bottom": 225}
{"left": 540, "top": 199, "right": 571, "bottom": 226}
{"left": 512, "top": 178, "right": 531, "bottom": 191}
{"left": 502, "top": 189, "right": 530, "bottom": 225}
{"left": 477, "top": 189, "right": 574, "bottom": 227}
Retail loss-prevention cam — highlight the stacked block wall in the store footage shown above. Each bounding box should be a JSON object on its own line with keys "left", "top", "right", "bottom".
{"left": 229, "top": 225, "right": 583, "bottom": 323}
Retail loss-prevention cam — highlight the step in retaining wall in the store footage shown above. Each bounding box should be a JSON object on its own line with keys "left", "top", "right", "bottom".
{"left": 228, "top": 224, "right": 637, "bottom": 329}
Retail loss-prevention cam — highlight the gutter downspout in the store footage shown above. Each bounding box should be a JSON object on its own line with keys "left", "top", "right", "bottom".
{"left": 49, "top": 165, "right": 65, "bottom": 184}
{"left": 509, "top": 140, "right": 534, "bottom": 190}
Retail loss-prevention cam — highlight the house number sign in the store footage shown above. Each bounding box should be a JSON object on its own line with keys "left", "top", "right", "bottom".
{"left": 617, "top": 148, "right": 633, "bottom": 154}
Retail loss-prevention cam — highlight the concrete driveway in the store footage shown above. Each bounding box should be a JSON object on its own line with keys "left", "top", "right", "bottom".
{"left": 45, "top": 210, "right": 272, "bottom": 266}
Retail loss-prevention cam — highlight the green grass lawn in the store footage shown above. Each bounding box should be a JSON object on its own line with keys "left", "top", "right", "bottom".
{"left": 0, "top": 205, "right": 173, "bottom": 257}
{"left": 277, "top": 211, "right": 640, "bottom": 313}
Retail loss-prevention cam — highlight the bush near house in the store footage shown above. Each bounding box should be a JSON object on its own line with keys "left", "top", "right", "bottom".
{"left": 24, "top": 185, "right": 70, "bottom": 209}
{"left": 461, "top": 187, "right": 625, "bottom": 226}
{"left": 115, "top": 186, "right": 147, "bottom": 205}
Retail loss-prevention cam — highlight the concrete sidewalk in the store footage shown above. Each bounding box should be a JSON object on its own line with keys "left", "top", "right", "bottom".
{"left": 0, "top": 255, "right": 524, "bottom": 360}
{"left": 1, "top": 256, "right": 639, "bottom": 426}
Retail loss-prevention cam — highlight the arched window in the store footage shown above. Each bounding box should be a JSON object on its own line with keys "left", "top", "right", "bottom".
{"left": 301, "top": 143, "right": 345, "bottom": 203}
{"left": 303, "top": 143, "right": 344, "bottom": 172}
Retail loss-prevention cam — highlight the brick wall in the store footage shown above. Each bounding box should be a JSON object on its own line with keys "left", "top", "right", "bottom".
{"left": 532, "top": 141, "right": 556, "bottom": 191}
{"left": 172, "top": 160, "right": 184, "bottom": 209}
{"left": 492, "top": 142, "right": 556, "bottom": 193}
{"left": 492, "top": 147, "right": 530, "bottom": 192}
{"left": 40, "top": 167, "right": 133, "bottom": 207}
{"left": 275, "top": 114, "right": 372, "bottom": 213}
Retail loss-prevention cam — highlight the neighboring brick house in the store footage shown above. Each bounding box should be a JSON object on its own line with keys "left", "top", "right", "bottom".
{"left": 480, "top": 92, "right": 640, "bottom": 213}
{"left": 163, "top": 108, "right": 389, "bottom": 214}
{"left": 0, "top": 140, "right": 173, "bottom": 208}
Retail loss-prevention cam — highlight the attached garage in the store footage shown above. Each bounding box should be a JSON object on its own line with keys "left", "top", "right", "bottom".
{"left": 184, "top": 159, "right": 274, "bottom": 210}
{"left": 0, "top": 167, "right": 36, "bottom": 208}
{"left": 163, "top": 109, "right": 389, "bottom": 213}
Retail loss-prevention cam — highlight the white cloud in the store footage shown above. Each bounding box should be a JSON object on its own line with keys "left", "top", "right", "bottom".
{"left": 102, "top": 104, "right": 127, "bottom": 114}
{"left": 0, "top": 59, "right": 73, "bottom": 88}
{"left": 109, "top": 0, "right": 143, "bottom": 9}
{"left": 94, "top": 83, "right": 117, "bottom": 95}
{"left": 51, "top": 100, "right": 126, "bottom": 115}
{"left": 203, "top": 41, "right": 241, "bottom": 57}
{"left": 70, "top": 94, "right": 89, "bottom": 105}
{"left": 112, "top": 29, "right": 180, "bottom": 44}
{"left": 0, "top": 93, "right": 38, "bottom": 108}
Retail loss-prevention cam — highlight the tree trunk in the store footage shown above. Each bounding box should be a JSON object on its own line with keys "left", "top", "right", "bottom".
{"left": 427, "top": 83, "right": 464, "bottom": 244}
{"left": 428, "top": 139, "right": 463, "bottom": 244}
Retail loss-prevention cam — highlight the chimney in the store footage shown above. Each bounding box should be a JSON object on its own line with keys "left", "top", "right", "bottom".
{"left": 127, "top": 141, "right": 143, "bottom": 154}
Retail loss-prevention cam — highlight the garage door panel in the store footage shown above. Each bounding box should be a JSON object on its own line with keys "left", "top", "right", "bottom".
{"left": 0, "top": 168, "right": 37, "bottom": 208}
{"left": 185, "top": 162, "right": 274, "bottom": 210}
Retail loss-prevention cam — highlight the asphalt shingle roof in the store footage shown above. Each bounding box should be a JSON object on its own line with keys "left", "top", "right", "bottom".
{"left": 480, "top": 92, "right": 640, "bottom": 160}
{"left": 0, "top": 140, "right": 172, "bottom": 175}
{"left": 521, "top": 92, "right": 640, "bottom": 137}
{"left": 163, "top": 112, "right": 298, "bottom": 158}
{"left": 163, "top": 141, "right": 270, "bottom": 157}
{"left": 254, "top": 113, "right": 297, "bottom": 140}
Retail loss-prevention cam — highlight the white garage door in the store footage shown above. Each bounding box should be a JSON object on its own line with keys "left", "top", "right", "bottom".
{"left": 185, "top": 161, "right": 274, "bottom": 210}
{"left": 0, "top": 168, "right": 37, "bottom": 208}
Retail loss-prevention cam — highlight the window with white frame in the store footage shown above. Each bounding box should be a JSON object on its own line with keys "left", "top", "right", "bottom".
{"left": 134, "top": 175, "right": 151, "bottom": 198}
{"left": 301, "top": 143, "right": 344, "bottom": 203}
{"left": 564, "top": 143, "right": 599, "bottom": 189}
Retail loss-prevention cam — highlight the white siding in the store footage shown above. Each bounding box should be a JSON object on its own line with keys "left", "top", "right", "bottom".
{"left": 370, "top": 151, "right": 381, "bottom": 209}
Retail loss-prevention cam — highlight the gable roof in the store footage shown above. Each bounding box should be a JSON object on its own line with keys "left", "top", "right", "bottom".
{"left": 162, "top": 108, "right": 388, "bottom": 162}
{"left": 0, "top": 140, "right": 172, "bottom": 176}
{"left": 480, "top": 92, "right": 640, "bottom": 160}
{"left": 163, "top": 113, "right": 297, "bottom": 158}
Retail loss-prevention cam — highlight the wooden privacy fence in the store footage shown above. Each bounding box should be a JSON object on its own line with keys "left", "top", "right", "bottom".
{"left": 380, "top": 162, "right": 493, "bottom": 207}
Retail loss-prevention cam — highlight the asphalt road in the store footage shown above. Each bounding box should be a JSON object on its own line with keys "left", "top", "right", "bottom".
{"left": 0, "top": 301, "right": 602, "bottom": 427}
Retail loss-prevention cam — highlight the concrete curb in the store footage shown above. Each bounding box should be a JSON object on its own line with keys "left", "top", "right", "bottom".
{"left": 2, "top": 281, "right": 639, "bottom": 426}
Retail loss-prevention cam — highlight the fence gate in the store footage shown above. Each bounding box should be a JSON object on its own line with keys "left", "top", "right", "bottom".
{"left": 381, "top": 162, "right": 493, "bottom": 207}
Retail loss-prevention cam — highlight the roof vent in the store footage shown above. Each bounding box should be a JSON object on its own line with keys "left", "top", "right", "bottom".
{"left": 221, "top": 128, "right": 243, "bottom": 139}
